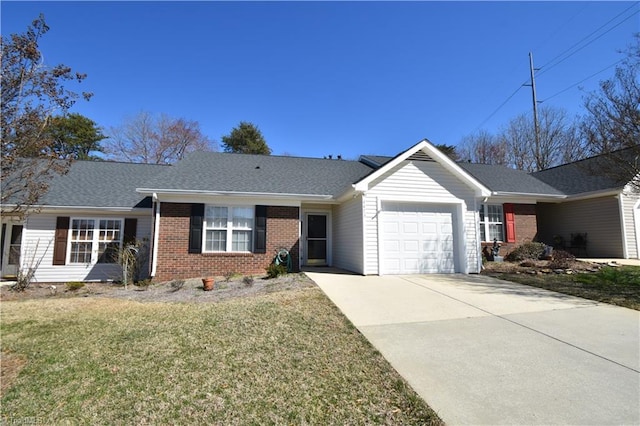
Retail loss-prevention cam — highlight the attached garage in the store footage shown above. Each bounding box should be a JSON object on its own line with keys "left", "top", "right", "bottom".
{"left": 380, "top": 202, "right": 457, "bottom": 274}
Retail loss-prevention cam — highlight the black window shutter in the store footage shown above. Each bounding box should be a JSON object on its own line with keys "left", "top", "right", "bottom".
{"left": 254, "top": 205, "right": 267, "bottom": 253}
{"left": 123, "top": 218, "right": 137, "bottom": 245}
{"left": 53, "top": 217, "right": 70, "bottom": 265}
{"left": 189, "top": 204, "right": 205, "bottom": 253}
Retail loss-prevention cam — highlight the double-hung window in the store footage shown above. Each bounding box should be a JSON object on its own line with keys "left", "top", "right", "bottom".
{"left": 204, "top": 206, "right": 254, "bottom": 252}
{"left": 69, "top": 218, "right": 123, "bottom": 264}
{"left": 479, "top": 205, "right": 504, "bottom": 242}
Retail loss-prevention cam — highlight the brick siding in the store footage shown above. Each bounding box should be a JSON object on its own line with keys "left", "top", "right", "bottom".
{"left": 154, "top": 203, "right": 300, "bottom": 281}
{"left": 482, "top": 204, "right": 539, "bottom": 258}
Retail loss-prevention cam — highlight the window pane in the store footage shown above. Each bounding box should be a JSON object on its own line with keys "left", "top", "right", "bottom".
{"left": 480, "top": 205, "right": 504, "bottom": 242}
{"left": 70, "top": 242, "right": 92, "bottom": 263}
{"left": 72, "top": 219, "right": 94, "bottom": 241}
{"left": 70, "top": 220, "right": 95, "bottom": 263}
{"left": 308, "top": 240, "right": 327, "bottom": 260}
{"left": 489, "top": 224, "right": 504, "bottom": 242}
{"left": 308, "top": 215, "right": 327, "bottom": 239}
{"left": 232, "top": 230, "right": 252, "bottom": 251}
{"left": 97, "top": 220, "right": 121, "bottom": 263}
{"left": 205, "top": 230, "right": 227, "bottom": 251}
{"left": 205, "top": 206, "right": 228, "bottom": 229}
{"left": 97, "top": 242, "right": 119, "bottom": 264}
{"left": 99, "top": 220, "right": 121, "bottom": 242}
{"left": 487, "top": 205, "right": 503, "bottom": 223}
{"left": 232, "top": 207, "right": 253, "bottom": 229}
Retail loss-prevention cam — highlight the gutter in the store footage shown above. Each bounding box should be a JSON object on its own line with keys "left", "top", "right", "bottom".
{"left": 136, "top": 188, "right": 334, "bottom": 201}
{"left": 0, "top": 204, "right": 150, "bottom": 213}
{"left": 490, "top": 191, "right": 567, "bottom": 200}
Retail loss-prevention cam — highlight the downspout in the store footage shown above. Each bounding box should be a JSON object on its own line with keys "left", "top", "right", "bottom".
{"left": 151, "top": 193, "right": 160, "bottom": 277}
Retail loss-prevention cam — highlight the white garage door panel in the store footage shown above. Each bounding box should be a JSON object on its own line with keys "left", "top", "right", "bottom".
{"left": 381, "top": 203, "right": 456, "bottom": 274}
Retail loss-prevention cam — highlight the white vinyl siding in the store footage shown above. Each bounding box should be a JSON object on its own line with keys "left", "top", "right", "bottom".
{"left": 621, "top": 191, "right": 640, "bottom": 259}
{"left": 22, "top": 212, "right": 152, "bottom": 283}
{"left": 537, "top": 196, "right": 624, "bottom": 258}
{"left": 362, "top": 160, "right": 480, "bottom": 274}
{"left": 331, "top": 194, "right": 364, "bottom": 273}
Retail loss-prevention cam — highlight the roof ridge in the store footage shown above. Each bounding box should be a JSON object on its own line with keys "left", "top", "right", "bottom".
{"left": 183, "top": 150, "right": 361, "bottom": 163}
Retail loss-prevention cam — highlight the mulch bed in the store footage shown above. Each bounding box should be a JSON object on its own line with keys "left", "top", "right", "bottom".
{"left": 0, "top": 273, "right": 316, "bottom": 303}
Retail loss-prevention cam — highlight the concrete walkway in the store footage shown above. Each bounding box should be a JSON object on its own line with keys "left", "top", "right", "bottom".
{"left": 306, "top": 271, "right": 640, "bottom": 425}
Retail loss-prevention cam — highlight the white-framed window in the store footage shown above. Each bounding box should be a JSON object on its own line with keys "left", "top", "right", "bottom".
{"left": 68, "top": 218, "right": 123, "bottom": 264}
{"left": 479, "top": 205, "right": 504, "bottom": 242}
{"left": 204, "top": 206, "right": 254, "bottom": 252}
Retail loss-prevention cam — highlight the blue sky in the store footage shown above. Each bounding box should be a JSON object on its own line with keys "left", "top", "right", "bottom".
{"left": 2, "top": 1, "right": 638, "bottom": 159}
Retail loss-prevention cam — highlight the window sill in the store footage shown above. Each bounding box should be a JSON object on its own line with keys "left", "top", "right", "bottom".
{"left": 200, "top": 252, "right": 255, "bottom": 257}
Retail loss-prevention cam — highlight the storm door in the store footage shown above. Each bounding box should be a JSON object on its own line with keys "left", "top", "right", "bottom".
{"left": 306, "top": 214, "right": 327, "bottom": 266}
{"left": 1, "top": 223, "right": 23, "bottom": 278}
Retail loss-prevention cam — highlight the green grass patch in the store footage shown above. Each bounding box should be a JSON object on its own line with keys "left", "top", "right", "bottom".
{"left": 488, "top": 266, "right": 640, "bottom": 310}
{"left": 1, "top": 288, "right": 442, "bottom": 425}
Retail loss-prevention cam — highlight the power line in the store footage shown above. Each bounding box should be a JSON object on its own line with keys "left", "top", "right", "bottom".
{"left": 472, "top": 81, "right": 528, "bottom": 133}
{"left": 470, "top": 2, "right": 638, "bottom": 133}
{"left": 537, "top": 3, "right": 639, "bottom": 77}
{"left": 540, "top": 58, "right": 624, "bottom": 102}
{"left": 531, "top": 3, "right": 590, "bottom": 54}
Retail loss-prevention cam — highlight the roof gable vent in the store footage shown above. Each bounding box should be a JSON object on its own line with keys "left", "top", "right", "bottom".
{"left": 407, "top": 151, "right": 435, "bottom": 162}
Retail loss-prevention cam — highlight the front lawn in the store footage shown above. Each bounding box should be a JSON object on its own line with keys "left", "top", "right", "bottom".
{"left": 485, "top": 265, "right": 640, "bottom": 310}
{"left": 1, "top": 287, "right": 442, "bottom": 425}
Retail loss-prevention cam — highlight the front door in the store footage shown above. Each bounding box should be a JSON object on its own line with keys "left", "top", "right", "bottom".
{"left": 1, "top": 223, "right": 23, "bottom": 279}
{"left": 306, "top": 214, "right": 327, "bottom": 266}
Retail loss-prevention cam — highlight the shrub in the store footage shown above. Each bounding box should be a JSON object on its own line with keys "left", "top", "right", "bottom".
{"left": 66, "top": 281, "right": 85, "bottom": 291}
{"left": 224, "top": 271, "right": 240, "bottom": 282}
{"left": 266, "top": 263, "right": 287, "bottom": 279}
{"left": 548, "top": 250, "right": 576, "bottom": 269}
{"left": 505, "top": 242, "right": 546, "bottom": 261}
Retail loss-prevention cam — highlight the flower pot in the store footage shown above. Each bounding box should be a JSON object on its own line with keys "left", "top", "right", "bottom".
{"left": 202, "top": 277, "right": 215, "bottom": 291}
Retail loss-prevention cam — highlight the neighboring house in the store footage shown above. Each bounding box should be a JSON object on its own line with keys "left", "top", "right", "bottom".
{"left": 1, "top": 140, "right": 638, "bottom": 282}
{"left": 533, "top": 154, "right": 640, "bottom": 259}
{"left": 1, "top": 161, "right": 166, "bottom": 282}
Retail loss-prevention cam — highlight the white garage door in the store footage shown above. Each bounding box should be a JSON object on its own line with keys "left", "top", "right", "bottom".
{"left": 381, "top": 202, "right": 456, "bottom": 274}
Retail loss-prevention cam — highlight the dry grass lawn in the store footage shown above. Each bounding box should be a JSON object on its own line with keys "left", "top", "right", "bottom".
{"left": 1, "top": 287, "right": 442, "bottom": 425}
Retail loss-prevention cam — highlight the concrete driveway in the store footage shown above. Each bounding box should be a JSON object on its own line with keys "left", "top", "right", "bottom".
{"left": 305, "top": 271, "right": 640, "bottom": 425}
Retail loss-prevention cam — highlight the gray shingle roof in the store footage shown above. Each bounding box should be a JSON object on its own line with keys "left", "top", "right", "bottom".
{"left": 39, "top": 161, "right": 167, "bottom": 208}
{"left": 532, "top": 151, "right": 633, "bottom": 195}
{"left": 140, "top": 152, "right": 375, "bottom": 197}
{"left": 458, "top": 163, "right": 565, "bottom": 196}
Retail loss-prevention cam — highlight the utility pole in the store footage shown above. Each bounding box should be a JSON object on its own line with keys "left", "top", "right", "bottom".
{"left": 527, "top": 52, "right": 541, "bottom": 164}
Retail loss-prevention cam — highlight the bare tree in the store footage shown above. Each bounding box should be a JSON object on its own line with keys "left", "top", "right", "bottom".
{"left": 579, "top": 35, "right": 640, "bottom": 191}
{"left": 458, "top": 130, "right": 508, "bottom": 165}
{"left": 105, "top": 112, "right": 215, "bottom": 164}
{"left": 499, "top": 107, "right": 581, "bottom": 171}
{"left": 581, "top": 35, "right": 639, "bottom": 155}
{"left": 1, "top": 15, "right": 92, "bottom": 214}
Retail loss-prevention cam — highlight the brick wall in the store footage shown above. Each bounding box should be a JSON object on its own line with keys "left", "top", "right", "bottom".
{"left": 154, "top": 203, "right": 300, "bottom": 281}
{"left": 481, "top": 203, "right": 539, "bottom": 258}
